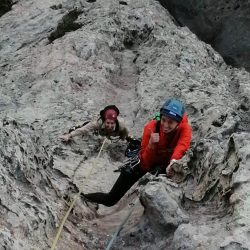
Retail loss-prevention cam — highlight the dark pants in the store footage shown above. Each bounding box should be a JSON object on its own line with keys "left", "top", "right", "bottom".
{"left": 84, "top": 166, "right": 145, "bottom": 207}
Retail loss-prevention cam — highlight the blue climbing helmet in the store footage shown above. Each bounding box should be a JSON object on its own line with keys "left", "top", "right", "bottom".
{"left": 160, "top": 98, "right": 185, "bottom": 122}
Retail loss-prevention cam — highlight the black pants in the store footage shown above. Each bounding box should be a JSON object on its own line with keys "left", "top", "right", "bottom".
{"left": 84, "top": 166, "right": 145, "bottom": 207}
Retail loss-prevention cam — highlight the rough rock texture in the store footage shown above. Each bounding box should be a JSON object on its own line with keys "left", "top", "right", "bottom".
{"left": 0, "top": 0, "right": 250, "bottom": 249}
{"left": 140, "top": 178, "right": 189, "bottom": 232}
{"left": 158, "top": 0, "right": 250, "bottom": 71}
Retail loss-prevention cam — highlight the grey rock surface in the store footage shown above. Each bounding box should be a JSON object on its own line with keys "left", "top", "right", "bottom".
{"left": 140, "top": 178, "right": 189, "bottom": 232}
{"left": 0, "top": 0, "right": 250, "bottom": 249}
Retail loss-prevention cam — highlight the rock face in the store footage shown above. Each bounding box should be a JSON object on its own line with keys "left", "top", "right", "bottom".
{"left": 158, "top": 0, "right": 250, "bottom": 71}
{"left": 140, "top": 178, "right": 189, "bottom": 232}
{"left": 0, "top": 0, "right": 250, "bottom": 249}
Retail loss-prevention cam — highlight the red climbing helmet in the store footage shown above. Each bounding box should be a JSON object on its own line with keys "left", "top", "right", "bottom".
{"left": 100, "top": 105, "right": 120, "bottom": 121}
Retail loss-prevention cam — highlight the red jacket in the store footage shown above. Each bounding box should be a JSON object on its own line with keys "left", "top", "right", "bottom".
{"left": 139, "top": 113, "right": 192, "bottom": 172}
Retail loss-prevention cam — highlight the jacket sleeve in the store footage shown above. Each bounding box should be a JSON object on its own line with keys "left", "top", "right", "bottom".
{"left": 171, "top": 122, "right": 192, "bottom": 160}
{"left": 70, "top": 121, "right": 99, "bottom": 137}
{"left": 139, "top": 123, "right": 156, "bottom": 172}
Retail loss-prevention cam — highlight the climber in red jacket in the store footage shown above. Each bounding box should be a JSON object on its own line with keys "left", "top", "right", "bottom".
{"left": 140, "top": 99, "right": 192, "bottom": 177}
{"left": 83, "top": 98, "right": 192, "bottom": 206}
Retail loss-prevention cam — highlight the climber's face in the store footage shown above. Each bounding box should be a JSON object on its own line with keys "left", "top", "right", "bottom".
{"left": 104, "top": 119, "right": 116, "bottom": 131}
{"left": 161, "top": 115, "right": 179, "bottom": 133}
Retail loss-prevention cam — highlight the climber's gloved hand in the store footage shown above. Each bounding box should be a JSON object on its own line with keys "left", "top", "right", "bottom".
{"left": 166, "top": 159, "right": 177, "bottom": 178}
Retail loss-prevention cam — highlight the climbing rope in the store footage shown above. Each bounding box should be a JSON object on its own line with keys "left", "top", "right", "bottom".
{"left": 105, "top": 170, "right": 160, "bottom": 250}
{"left": 105, "top": 196, "right": 140, "bottom": 250}
{"left": 50, "top": 138, "right": 107, "bottom": 250}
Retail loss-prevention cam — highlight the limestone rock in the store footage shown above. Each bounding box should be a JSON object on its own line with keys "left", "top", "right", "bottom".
{"left": 1, "top": 0, "right": 250, "bottom": 249}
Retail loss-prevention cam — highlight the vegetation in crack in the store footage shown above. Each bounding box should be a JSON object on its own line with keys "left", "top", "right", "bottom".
{"left": 48, "top": 9, "right": 83, "bottom": 43}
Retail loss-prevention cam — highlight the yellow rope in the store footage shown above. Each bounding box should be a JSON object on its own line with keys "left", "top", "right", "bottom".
{"left": 50, "top": 138, "right": 107, "bottom": 250}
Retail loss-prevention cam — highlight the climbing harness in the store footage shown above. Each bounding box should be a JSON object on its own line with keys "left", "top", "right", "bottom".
{"left": 108, "top": 135, "right": 121, "bottom": 143}
{"left": 50, "top": 138, "right": 107, "bottom": 250}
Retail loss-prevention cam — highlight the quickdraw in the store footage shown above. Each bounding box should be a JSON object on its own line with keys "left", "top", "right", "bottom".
{"left": 114, "top": 155, "right": 140, "bottom": 174}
